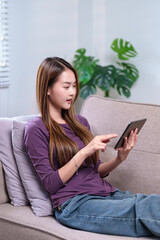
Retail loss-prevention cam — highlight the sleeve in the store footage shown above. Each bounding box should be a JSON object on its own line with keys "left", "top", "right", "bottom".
{"left": 94, "top": 159, "right": 102, "bottom": 172}
{"left": 24, "top": 121, "right": 65, "bottom": 195}
{"left": 76, "top": 114, "right": 91, "bottom": 130}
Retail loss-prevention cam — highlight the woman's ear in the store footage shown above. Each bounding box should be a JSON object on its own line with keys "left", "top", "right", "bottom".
{"left": 47, "top": 88, "right": 50, "bottom": 96}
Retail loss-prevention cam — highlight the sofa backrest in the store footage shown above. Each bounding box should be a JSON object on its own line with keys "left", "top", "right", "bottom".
{"left": 80, "top": 95, "right": 160, "bottom": 195}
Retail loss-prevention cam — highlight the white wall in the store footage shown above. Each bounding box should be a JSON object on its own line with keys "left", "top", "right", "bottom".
{"left": 103, "top": 0, "right": 160, "bottom": 104}
{"left": 7, "top": 0, "right": 79, "bottom": 117}
{"left": 1, "top": 0, "right": 160, "bottom": 117}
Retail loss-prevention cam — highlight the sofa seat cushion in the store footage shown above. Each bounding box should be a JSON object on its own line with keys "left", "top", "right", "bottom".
{"left": 0, "top": 204, "right": 158, "bottom": 240}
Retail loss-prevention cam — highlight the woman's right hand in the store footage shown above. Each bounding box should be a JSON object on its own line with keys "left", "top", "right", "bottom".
{"left": 81, "top": 134, "right": 118, "bottom": 158}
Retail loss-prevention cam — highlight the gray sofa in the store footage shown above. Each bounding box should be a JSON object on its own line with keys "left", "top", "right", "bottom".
{"left": 0, "top": 95, "right": 160, "bottom": 240}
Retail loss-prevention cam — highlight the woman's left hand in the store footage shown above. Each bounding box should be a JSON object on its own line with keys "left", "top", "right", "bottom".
{"left": 116, "top": 128, "right": 138, "bottom": 162}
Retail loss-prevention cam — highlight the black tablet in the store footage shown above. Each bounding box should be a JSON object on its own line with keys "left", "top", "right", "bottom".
{"left": 114, "top": 118, "right": 147, "bottom": 149}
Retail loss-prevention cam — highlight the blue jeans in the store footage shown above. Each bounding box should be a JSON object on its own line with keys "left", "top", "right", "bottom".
{"left": 55, "top": 190, "right": 160, "bottom": 237}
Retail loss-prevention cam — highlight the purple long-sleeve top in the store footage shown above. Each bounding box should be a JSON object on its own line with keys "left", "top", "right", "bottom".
{"left": 24, "top": 115, "right": 116, "bottom": 208}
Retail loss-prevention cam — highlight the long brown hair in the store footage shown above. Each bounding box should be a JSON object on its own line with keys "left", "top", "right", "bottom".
{"left": 36, "top": 57, "right": 98, "bottom": 169}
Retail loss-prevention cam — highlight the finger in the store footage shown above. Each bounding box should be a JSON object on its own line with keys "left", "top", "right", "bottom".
{"left": 99, "top": 143, "right": 107, "bottom": 152}
{"left": 131, "top": 128, "right": 138, "bottom": 140}
{"left": 135, "top": 128, "right": 138, "bottom": 134}
{"left": 132, "top": 128, "right": 138, "bottom": 139}
{"left": 101, "top": 144, "right": 107, "bottom": 152}
{"left": 128, "top": 130, "right": 136, "bottom": 145}
{"left": 129, "top": 128, "right": 138, "bottom": 137}
{"left": 130, "top": 128, "right": 138, "bottom": 144}
{"left": 134, "top": 134, "right": 138, "bottom": 144}
{"left": 128, "top": 130, "right": 133, "bottom": 142}
{"left": 101, "top": 134, "right": 118, "bottom": 142}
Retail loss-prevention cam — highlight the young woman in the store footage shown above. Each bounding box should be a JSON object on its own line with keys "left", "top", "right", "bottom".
{"left": 24, "top": 57, "right": 160, "bottom": 238}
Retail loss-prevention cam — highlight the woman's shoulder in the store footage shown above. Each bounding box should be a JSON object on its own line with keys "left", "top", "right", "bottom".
{"left": 25, "top": 116, "right": 49, "bottom": 137}
{"left": 76, "top": 114, "right": 90, "bottom": 128}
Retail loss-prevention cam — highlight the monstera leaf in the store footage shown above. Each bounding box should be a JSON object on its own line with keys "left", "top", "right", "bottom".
{"left": 73, "top": 48, "right": 99, "bottom": 84}
{"left": 117, "top": 86, "right": 131, "bottom": 98}
{"left": 119, "top": 62, "right": 139, "bottom": 82}
{"left": 115, "top": 69, "right": 135, "bottom": 97}
{"left": 111, "top": 38, "right": 137, "bottom": 60}
{"left": 92, "top": 65, "right": 116, "bottom": 91}
{"left": 80, "top": 84, "right": 97, "bottom": 99}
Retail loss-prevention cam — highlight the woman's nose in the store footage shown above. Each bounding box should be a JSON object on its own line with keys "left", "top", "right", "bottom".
{"left": 69, "top": 87, "right": 76, "bottom": 95}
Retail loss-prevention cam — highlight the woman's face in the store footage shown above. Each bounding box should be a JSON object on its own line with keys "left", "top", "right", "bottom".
{"left": 47, "top": 69, "right": 77, "bottom": 112}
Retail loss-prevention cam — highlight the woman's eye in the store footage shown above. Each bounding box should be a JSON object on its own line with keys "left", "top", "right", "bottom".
{"left": 64, "top": 86, "right": 69, "bottom": 89}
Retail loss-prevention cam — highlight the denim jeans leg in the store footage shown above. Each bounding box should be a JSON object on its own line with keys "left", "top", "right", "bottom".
{"left": 55, "top": 192, "right": 160, "bottom": 237}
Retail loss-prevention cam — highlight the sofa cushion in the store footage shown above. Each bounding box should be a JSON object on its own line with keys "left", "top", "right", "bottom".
{"left": 12, "top": 120, "right": 53, "bottom": 217}
{"left": 0, "top": 118, "right": 28, "bottom": 206}
{"left": 0, "top": 204, "right": 156, "bottom": 240}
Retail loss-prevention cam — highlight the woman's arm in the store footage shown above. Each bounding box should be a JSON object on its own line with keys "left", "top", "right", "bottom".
{"left": 98, "top": 156, "right": 122, "bottom": 177}
{"left": 58, "top": 150, "right": 86, "bottom": 183}
{"left": 24, "top": 121, "right": 66, "bottom": 195}
{"left": 58, "top": 134, "right": 117, "bottom": 183}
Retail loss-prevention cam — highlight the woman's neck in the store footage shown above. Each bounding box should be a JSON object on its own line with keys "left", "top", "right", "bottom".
{"left": 49, "top": 108, "right": 66, "bottom": 124}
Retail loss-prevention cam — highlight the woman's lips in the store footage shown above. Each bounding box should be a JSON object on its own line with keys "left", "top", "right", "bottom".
{"left": 66, "top": 99, "right": 72, "bottom": 103}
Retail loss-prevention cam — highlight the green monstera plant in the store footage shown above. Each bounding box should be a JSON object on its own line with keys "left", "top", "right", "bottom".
{"left": 73, "top": 38, "right": 139, "bottom": 99}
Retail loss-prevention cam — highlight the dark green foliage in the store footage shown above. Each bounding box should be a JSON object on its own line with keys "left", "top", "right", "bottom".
{"left": 73, "top": 38, "right": 139, "bottom": 99}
